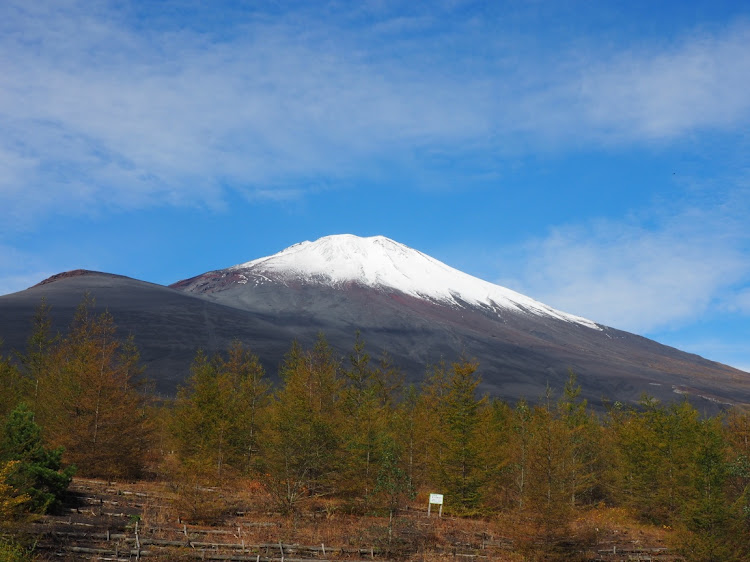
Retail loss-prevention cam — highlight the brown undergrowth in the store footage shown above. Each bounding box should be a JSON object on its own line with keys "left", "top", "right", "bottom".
{"left": 21, "top": 478, "right": 680, "bottom": 561}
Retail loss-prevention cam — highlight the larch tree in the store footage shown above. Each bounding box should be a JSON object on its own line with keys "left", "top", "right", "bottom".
{"left": 390, "top": 359, "right": 456, "bottom": 498}
{"left": 170, "top": 351, "right": 224, "bottom": 477}
{"left": 725, "top": 410, "right": 750, "bottom": 459}
{"left": 0, "top": 352, "right": 23, "bottom": 426}
{"left": 524, "top": 390, "right": 578, "bottom": 540}
{"left": 35, "top": 296, "right": 150, "bottom": 479}
{"left": 259, "top": 335, "right": 344, "bottom": 513}
{"left": 20, "top": 297, "right": 56, "bottom": 405}
{"left": 610, "top": 398, "right": 702, "bottom": 525}
{"left": 557, "top": 372, "right": 604, "bottom": 507}
{"left": 339, "top": 332, "right": 402, "bottom": 503}
{"left": 392, "top": 384, "right": 430, "bottom": 496}
{"left": 216, "top": 340, "right": 270, "bottom": 471}
{"left": 473, "top": 398, "right": 513, "bottom": 513}
{"left": 509, "top": 399, "right": 533, "bottom": 511}
{"left": 410, "top": 360, "right": 452, "bottom": 489}
{"left": 676, "top": 416, "right": 739, "bottom": 561}
{"left": 435, "top": 359, "right": 485, "bottom": 514}
{"left": 170, "top": 342, "right": 270, "bottom": 480}
{"left": 724, "top": 409, "right": 750, "bottom": 543}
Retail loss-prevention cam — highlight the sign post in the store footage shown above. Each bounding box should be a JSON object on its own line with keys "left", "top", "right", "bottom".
{"left": 428, "top": 493, "right": 443, "bottom": 517}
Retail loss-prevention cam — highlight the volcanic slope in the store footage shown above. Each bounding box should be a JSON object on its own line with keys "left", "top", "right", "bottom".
{"left": 0, "top": 270, "right": 296, "bottom": 396}
{"left": 170, "top": 234, "right": 750, "bottom": 409}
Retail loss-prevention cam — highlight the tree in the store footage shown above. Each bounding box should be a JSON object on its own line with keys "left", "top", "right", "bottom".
{"left": 557, "top": 372, "right": 604, "bottom": 507}
{"left": 20, "top": 297, "right": 56, "bottom": 405}
{"left": 405, "top": 360, "right": 452, "bottom": 491}
{"left": 392, "top": 383, "right": 433, "bottom": 496}
{"left": 725, "top": 409, "right": 750, "bottom": 505}
{"left": 35, "top": 296, "right": 150, "bottom": 479}
{"left": 259, "top": 336, "right": 343, "bottom": 513}
{"left": 0, "top": 404, "right": 74, "bottom": 513}
{"left": 374, "top": 436, "right": 413, "bottom": 516}
{"left": 435, "top": 359, "right": 485, "bottom": 513}
{"left": 0, "top": 351, "right": 24, "bottom": 426}
{"left": 509, "top": 399, "right": 533, "bottom": 511}
{"left": 610, "top": 397, "right": 701, "bottom": 524}
{"left": 373, "top": 435, "right": 414, "bottom": 553}
{"left": 170, "top": 342, "right": 270, "bottom": 479}
{"left": 339, "top": 332, "right": 402, "bottom": 503}
{"left": 169, "top": 351, "right": 223, "bottom": 478}
{"left": 474, "top": 398, "right": 513, "bottom": 513}
{"left": 217, "top": 340, "right": 270, "bottom": 470}
{"left": 0, "top": 457, "right": 37, "bottom": 561}
{"left": 676, "top": 417, "right": 740, "bottom": 561}
{"left": 724, "top": 409, "right": 750, "bottom": 557}
{"left": 524, "top": 389, "right": 577, "bottom": 539}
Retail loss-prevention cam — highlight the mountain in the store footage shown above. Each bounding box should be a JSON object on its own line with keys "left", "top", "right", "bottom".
{"left": 0, "top": 270, "right": 297, "bottom": 396}
{"left": 173, "top": 234, "right": 598, "bottom": 329}
{"left": 1, "top": 235, "right": 748, "bottom": 409}
{"left": 170, "top": 234, "right": 750, "bottom": 410}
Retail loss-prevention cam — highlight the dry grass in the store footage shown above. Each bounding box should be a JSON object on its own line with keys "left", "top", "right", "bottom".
{"left": 27, "top": 478, "right": 680, "bottom": 561}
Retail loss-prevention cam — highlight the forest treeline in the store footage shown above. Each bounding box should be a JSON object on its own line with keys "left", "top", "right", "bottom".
{"left": 1, "top": 297, "right": 750, "bottom": 560}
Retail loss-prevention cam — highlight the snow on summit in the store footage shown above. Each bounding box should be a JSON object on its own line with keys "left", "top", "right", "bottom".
{"left": 232, "top": 235, "right": 600, "bottom": 330}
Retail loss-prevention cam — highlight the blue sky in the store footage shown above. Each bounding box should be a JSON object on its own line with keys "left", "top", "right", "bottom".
{"left": 1, "top": 1, "right": 749, "bottom": 372}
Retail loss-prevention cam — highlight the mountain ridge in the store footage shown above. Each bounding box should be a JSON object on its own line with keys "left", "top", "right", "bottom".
{"left": 1, "top": 235, "right": 748, "bottom": 410}
{"left": 166, "top": 234, "right": 749, "bottom": 410}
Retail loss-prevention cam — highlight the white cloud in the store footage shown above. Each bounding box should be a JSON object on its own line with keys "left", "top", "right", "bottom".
{"left": 0, "top": 1, "right": 494, "bottom": 224}
{"left": 510, "top": 22, "right": 750, "bottom": 144}
{"left": 576, "top": 24, "right": 750, "bottom": 140}
{"left": 1, "top": 2, "right": 750, "bottom": 224}
{"left": 500, "top": 195, "right": 750, "bottom": 334}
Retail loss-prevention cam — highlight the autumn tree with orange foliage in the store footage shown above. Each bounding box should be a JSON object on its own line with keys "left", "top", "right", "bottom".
{"left": 34, "top": 296, "right": 150, "bottom": 479}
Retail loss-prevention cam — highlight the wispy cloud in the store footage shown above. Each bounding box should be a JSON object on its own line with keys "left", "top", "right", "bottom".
{"left": 728, "top": 288, "right": 750, "bottom": 314}
{"left": 570, "top": 22, "right": 750, "bottom": 141}
{"left": 1, "top": 2, "right": 750, "bottom": 225}
{"left": 499, "top": 188, "right": 750, "bottom": 334}
{"left": 0, "top": 2, "right": 490, "bottom": 225}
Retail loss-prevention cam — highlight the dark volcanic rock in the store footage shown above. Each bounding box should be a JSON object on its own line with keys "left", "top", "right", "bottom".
{"left": 0, "top": 271, "right": 296, "bottom": 396}
{"left": 169, "top": 268, "right": 750, "bottom": 411}
{"left": 1, "top": 265, "right": 748, "bottom": 412}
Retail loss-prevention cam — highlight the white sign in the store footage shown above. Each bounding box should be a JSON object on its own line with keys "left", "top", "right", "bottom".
{"left": 429, "top": 493, "right": 443, "bottom": 505}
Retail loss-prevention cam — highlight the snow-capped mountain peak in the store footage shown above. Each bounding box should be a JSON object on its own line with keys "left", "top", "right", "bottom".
{"left": 231, "top": 234, "right": 600, "bottom": 330}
